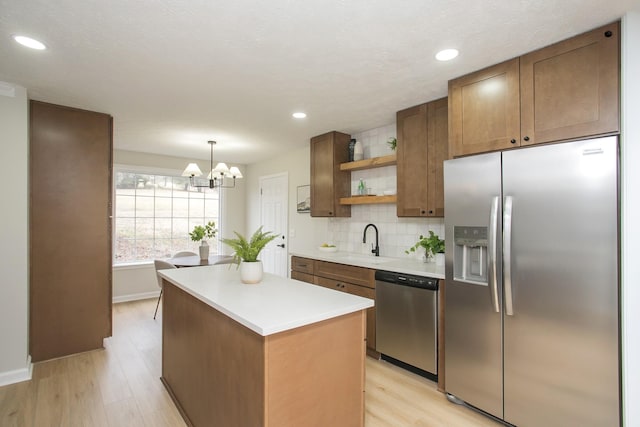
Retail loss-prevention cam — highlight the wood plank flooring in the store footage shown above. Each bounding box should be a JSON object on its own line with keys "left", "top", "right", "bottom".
{"left": 0, "top": 298, "right": 500, "bottom": 427}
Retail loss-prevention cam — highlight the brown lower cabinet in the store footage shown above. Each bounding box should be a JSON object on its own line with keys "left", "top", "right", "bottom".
{"left": 162, "top": 281, "right": 366, "bottom": 427}
{"left": 293, "top": 256, "right": 447, "bottom": 391}
{"left": 29, "top": 101, "right": 113, "bottom": 362}
{"left": 292, "top": 256, "right": 378, "bottom": 358}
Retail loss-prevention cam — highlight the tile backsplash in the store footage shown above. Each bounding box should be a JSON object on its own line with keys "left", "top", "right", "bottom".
{"left": 325, "top": 123, "right": 445, "bottom": 259}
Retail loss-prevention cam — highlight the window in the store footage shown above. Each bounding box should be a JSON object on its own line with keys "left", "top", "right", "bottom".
{"left": 113, "top": 168, "right": 221, "bottom": 264}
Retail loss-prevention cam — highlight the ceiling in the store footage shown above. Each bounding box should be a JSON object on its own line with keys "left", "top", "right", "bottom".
{"left": 0, "top": 0, "right": 634, "bottom": 165}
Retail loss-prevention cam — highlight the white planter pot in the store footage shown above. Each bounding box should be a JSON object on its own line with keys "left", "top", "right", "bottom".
{"left": 240, "top": 260, "right": 263, "bottom": 284}
{"left": 435, "top": 253, "right": 445, "bottom": 266}
{"left": 199, "top": 241, "right": 209, "bottom": 260}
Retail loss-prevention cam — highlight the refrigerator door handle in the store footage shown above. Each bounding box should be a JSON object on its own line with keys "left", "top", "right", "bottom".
{"left": 489, "top": 196, "right": 500, "bottom": 313}
{"left": 504, "top": 195, "right": 514, "bottom": 316}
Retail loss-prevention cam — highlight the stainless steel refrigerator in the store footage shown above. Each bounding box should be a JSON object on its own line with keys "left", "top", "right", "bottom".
{"left": 443, "top": 136, "right": 619, "bottom": 427}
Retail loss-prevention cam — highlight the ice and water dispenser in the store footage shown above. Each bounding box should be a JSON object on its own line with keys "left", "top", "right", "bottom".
{"left": 453, "top": 226, "right": 489, "bottom": 285}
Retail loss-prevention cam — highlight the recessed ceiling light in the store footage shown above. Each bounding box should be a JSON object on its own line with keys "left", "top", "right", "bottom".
{"left": 435, "top": 48, "right": 458, "bottom": 61}
{"left": 292, "top": 112, "right": 307, "bottom": 119}
{"left": 13, "top": 35, "right": 47, "bottom": 50}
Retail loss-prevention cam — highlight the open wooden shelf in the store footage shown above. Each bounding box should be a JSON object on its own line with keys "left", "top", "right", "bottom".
{"left": 340, "top": 195, "right": 397, "bottom": 205}
{"left": 340, "top": 154, "right": 397, "bottom": 171}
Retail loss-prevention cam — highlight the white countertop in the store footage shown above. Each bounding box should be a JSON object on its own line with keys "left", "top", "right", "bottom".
{"left": 290, "top": 250, "right": 445, "bottom": 279}
{"left": 158, "top": 265, "right": 374, "bottom": 336}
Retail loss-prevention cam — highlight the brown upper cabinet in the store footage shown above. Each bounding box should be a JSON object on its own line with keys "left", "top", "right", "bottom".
{"left": 449, "top": 21, "right": 620, "bottom": 157}
{"left": 310, "top": 131, "right": 351, "bottom": 217}
{"left": 396, "top": 97, "right": 448, "bottom": 217}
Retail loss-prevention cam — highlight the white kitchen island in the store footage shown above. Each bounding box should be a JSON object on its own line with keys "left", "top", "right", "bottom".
{"left": 158, "top": 265, "right": 374, "bottom": 427}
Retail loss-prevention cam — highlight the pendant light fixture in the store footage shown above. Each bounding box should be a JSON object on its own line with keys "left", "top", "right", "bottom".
{"left": 181, "top": 140, "right": 243, "bottom": 189}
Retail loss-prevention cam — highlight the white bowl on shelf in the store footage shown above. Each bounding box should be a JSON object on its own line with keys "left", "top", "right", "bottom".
{"left": 383, "top": 190, "right": 396, "bottom": 196}
{"left": 318, "top": 246, "right": 338, "bottom": 253}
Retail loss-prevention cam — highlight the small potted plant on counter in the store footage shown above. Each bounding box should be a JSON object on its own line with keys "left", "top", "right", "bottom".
{"left": 189, "top": 221, "right": 218, "bottom": 260}
{"left": 406, "top": 230, "right": 445, "bottom": 265}
{"left": 222, "top": 226, "right": 279, "bottom": 284}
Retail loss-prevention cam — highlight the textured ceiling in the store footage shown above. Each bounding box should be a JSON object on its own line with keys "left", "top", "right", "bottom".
{"left": 0, "top": 0, "right": 634, "bottom": 164}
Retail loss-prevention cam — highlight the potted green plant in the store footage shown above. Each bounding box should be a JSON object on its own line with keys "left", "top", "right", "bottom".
{"left": 387, "top": 137, "right": 397, "bottom": 151}
{"left": 221, "top": 226, "right": 279, "bottom": 284}
{"left": 406, "top": 230, "right": 445, "bottom": 264}
{"left": 189, "top": 221, "right": 217, "bottom": 260}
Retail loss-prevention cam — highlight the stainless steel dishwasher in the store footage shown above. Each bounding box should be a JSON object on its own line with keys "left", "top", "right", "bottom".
{"left": 375, "top": 270, "right": 438, "bottom": 378}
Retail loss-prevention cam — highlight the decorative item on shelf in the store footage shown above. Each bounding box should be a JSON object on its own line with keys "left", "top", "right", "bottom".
{"left": 348, "top": 138, "right": 356, "bottom": 162}
{"left": 357, "top": 179, "right": 367, "bottom": 196}
{"left": 221, "top": 226, "right": 279, "bottom": 284}
{"left": 387, "top": 137, "right": 397, "bottom": 151}
{"left": 182, "top": 140, "right": 243, "bottom": 190}
{"left": 189, "top": 221, "right": 218, "bottom": 260}
{"left": 405, "top": 230, "right": 445, "bottom": 264}
{"left": 353, "top": 139, "right": 364, "bottom": 161}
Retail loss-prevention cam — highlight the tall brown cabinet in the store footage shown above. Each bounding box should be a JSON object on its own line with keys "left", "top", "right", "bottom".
{"left": 310, "top": 131, "right": 351, "bottom": 217}
{"left": 30, "top": 101, "right": 113, "bottom": 362}
{"left": 396, "top": 97, "right": 448, "bottom": 217}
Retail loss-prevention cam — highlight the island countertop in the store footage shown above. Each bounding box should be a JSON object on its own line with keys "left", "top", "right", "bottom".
{"left": 159, "top": 264, "right": 374, "bottom": 336}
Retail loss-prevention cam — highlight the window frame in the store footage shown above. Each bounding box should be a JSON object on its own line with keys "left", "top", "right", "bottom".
{"left": 112, "top": 163, "right": 223, "bottom": 266}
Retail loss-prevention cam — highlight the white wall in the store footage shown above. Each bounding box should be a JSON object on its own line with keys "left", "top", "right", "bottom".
{"left": 0, "top": 82, "right": 30, "bottom": 385}
{"left": 111, "top": 149, "right": 247, "bottom": 300}
{"left": 245, "top": 144, "right": 323, "bottom": 257}
{"left": 622, "top": 10, "right": 640, "bottom": 427}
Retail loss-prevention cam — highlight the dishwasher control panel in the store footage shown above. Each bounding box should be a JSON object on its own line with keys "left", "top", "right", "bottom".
{"left": 375, "top": 270, "right": 438, "bottom": 290}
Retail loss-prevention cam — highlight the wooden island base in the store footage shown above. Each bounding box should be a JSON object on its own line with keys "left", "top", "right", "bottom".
{"left": 161, "top": 281, "right": 367, "bottom": 427}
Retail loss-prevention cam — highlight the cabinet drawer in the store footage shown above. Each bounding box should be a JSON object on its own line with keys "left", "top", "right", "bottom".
{"left": 291, "top": 271, "right": 314, "bottom": 284}
{"left": 314, "top": 260, "right": 375, "bottom": 289}
{"left": 291, "top": 256, "right": 315, "bottom": 274}
{"left": 314, "top": 276, "right": 348, "bottom": 292}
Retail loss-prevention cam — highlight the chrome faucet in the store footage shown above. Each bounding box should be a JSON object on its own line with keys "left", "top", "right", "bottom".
{"left": 363, "top": 223, "right": 380, "bottom": 256}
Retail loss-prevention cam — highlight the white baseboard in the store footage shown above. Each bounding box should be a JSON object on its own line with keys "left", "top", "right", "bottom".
{"left": 113, "top": 290, "right": 160, "bottom": 304}
{"left": 0, "top": 355, "right": 32, "bottom": 387}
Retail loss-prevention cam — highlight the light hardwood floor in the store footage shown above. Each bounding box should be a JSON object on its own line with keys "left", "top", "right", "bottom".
{"left": 0, "top": 298, "right": 500, "bottom": 427}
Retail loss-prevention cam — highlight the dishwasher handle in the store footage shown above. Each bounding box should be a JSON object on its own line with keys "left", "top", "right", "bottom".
{"left": 375, "top": 270, "right": 439, "bottom": 291}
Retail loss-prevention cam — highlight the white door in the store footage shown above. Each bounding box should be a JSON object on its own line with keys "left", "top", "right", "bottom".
{"left": 259, "top": 173, "right": 288, "bottom": 277}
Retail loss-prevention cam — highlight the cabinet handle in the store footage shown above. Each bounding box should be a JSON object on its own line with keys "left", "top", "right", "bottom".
{"left": 428, "top": 210, "right": 434, "bottom": 214}
{"left": 421, "top": 210, "right": 426, "bottom": 214}
{"left": 523, "top": 136, "right": 530, "bottom": 141}
{"left": 605, "top": 30, "right": 613, "bottom": 37}
{"left": 510, "top": 139, "right": 517, "bottom": 144}
{"left": 329, "top": 211, "right": 333, "bottom": 216}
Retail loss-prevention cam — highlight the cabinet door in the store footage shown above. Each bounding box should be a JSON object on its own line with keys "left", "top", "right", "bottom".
{"left": 310, "top": 133, "right": 334, "bottom": 217}
{"left": 291, "top": 270, "right": 314, "bottom": 284}
{"left": 30, "top": 101, "right": 113, "bottom": 362}
{"left": 291, "top": 256, "right": 314, "bottom": 275}
{"left": 520, "top": 21, "right": 620, "bottom": 145}
{"left": 310, "top": 132, "right": 351, "bottom": 217}
{"left": 314, "top": 261, "right": 375, "bottom": 288}
{"left": 344, "top": 283, "right": 376, "bottom": 352}
{"left": 426, "top": 98, "right": 448, "bottom": 217}
{"left": 397, "top": 98, "right": 448, "bottom": 217}
{"left": 396, "top": 103, "right": 429, "bottom": 217}
{"left": 449, "top": 58, "right": 521, "bottom": 157}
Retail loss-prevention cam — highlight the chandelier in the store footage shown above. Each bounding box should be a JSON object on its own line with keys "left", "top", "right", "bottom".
{"left": 181, "top": 140, "right": 243, "bottom": 189}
